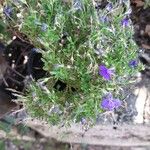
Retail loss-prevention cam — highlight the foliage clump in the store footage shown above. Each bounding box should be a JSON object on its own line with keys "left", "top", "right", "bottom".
{"left": 0, "top": 0, "right": 142, "bottom": 125}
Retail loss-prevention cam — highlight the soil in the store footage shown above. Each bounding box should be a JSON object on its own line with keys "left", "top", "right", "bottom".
{"left": 130, "top": 0, "right": 150, "bottom": 66}
{"left": 2, "top": 119, "right": 150, "bottom": 149}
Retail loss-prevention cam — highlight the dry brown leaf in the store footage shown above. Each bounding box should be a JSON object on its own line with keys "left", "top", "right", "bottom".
{"left": 142, "top": 44, "right": 150, "bottom": 49}
{"left": 131, "top": 0, "right": 144, "bottom": 7}
{"left": 145, "top": 25, "right": 150, "bottom": 36}
{"left": 145, "top": 25, "right": 150, "bottom": 33}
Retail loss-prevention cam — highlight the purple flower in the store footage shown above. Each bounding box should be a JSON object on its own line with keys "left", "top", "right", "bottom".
{"left": 100, "top": 16, "right": 109, "bottom": 23}
{"left": 99, "top": 65, "right": 114, "bottom": 80}
{"left": 81, "top": 118, "right": 87, "bottom": 125}
{"left": 106, "top": 3, "right": 113, "bottom": 11}
{"left": 101, "top": 93, "right": 122, "bottom": 111}
{"left": 121, "top": 17, "right": 129, "bottom": 27}
{"left": 129, "top": 60, "right": 138, "bottom": 68}
{"left": 3, "top": 6, "right": 12, "bottom": 17}
{"left": 41, "top": 23, "right": 48, "bottom": 32}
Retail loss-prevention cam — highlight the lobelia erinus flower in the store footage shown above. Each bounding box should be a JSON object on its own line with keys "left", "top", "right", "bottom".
{"left": 121, "top": 17, "right": 129, "bottom": 27}
{"left": 99, "top": 65, "right": 115, "bottom": 80}
{"left": 101, "top": 93, "right": 122, "bottom": 111}
{"left": 129, "top": 60, "right": 138, "bottom": 68}
{"left": 3, "top": 6, "right": 12, "bottom": 17}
